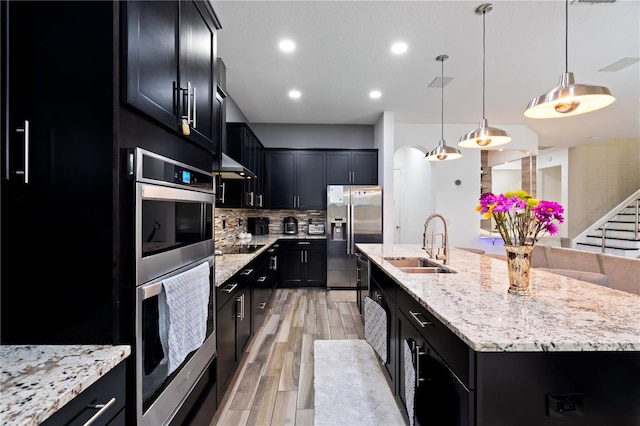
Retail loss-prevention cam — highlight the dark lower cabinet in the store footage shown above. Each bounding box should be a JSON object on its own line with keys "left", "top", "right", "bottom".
{"left": 279, "top": 239, "right": 326, "bottom": 287}
{"left": 215, "top": 265, "right": 254, "bottom": 402}
{"left": 42, "top": 362, "right": 126, "bottom": 426}
{"left": 368, "top": 272, "right": 397, "bottom": 392}
{"left": 368, "top": 262, "right": 640, "bottom": 426}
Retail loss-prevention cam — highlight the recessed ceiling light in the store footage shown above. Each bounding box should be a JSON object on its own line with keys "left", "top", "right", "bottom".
{"left": 369, "top": 90, "right": 382, "bottom": 99}
{"left": 288, "top": 90, "right": 301, "bottom": 99}
{"left": 391, "top": 42, "right": 408, "bottom": 55}
{"left": 279, "top": 39, "right": 295, "bottom": 52}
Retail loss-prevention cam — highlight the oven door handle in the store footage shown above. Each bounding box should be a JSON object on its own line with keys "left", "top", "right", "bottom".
{"left": 139, "top": 256, "right": 214, "bottom": 299}
{"left": 139, "top": 182, "right": 215, "bottom": 203}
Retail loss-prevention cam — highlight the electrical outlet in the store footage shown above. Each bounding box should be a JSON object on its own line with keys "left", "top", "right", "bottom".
{"left": 222, "top": 219, "right": 226, "bottom": 229}
{"left": 546, "top": 393, "right": 583, "bottom": 417}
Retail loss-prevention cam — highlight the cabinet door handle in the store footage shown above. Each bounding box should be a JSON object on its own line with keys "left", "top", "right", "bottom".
{"left": 414, "top": 343, "right": 426, "bottom": 384}
{"left": 192, "top": 85, "right": 197, "bottom": 128}
{"left": 298, "top": 241, "right": 311, "bottom": 245}
{"left": 13, "top": 120, "right": 30, "bottom": 183}
{"left": 219, "top": 181, "right": 226, "bottom": 204}
{"left": 236, "top": 293, "right": 245, "bottom": 320}
{"left": 256, "top": 276, "right": 267, "bottom": 283}
{"left": 240, "top": 268, "right": 253, "bottom": 276}
{"left": 222, "top": 283, "right": 238, "bottom": 293}
{"left": 270, "top": 256, "right": 277, "bottom": 270}
{"left": 257, "top": 194, "right": 263, "bottom": 207}
{"left": 408, "top": 310, "right": 432, "bottom": 328}
{"left": 373, "top": 290, "right": 383, "bottom": 303}
{"left": 305, "top": 250, "right": 308, "bottom": 263}
{"left": 300, "top": 251, "right": 304, "bottom": 263}
{"left": 82, "top": 397, "right": 116, "bottom": 426}
{"left": 258, "top": 302, "right": 267, "bottom": 310}
{"left": 249, "top": 191, "right": 254, "bottom": 206}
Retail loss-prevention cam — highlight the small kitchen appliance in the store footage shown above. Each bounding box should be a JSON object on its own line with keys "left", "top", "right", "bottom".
{"left": 308, "top": 220, "right": 325, "bottom": 235}
{"left": 282, "top": 216, "right": 298, "bottom": 234}
{"left": 248, "top": 217, "right": 270, "bottom": 235}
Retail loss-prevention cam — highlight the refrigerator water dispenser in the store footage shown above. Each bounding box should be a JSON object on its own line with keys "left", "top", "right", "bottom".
{"left": 331, "top": 221, "right": 346, "bottom": 241}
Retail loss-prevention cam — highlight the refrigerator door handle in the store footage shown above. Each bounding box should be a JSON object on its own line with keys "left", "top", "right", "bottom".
{"left": 349, "top": 204, "right": 355, "bottom": 254}
{"left": 345, "top": 204, "right": 351, "bottom": 254}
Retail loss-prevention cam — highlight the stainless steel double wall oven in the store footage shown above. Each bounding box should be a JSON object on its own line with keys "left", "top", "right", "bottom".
{"left": 130, "top": 148, "right": 216, "bottom": 425}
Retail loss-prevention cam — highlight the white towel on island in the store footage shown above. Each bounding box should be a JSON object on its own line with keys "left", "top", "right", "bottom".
{"left": 404, "top": 339, "right": 416, "bottom": 426}
{"left": 158, "top": 261, "right": 210, "bottom": 376}
{"left": 364, "top": 296, "right": 388, "bottom": 364}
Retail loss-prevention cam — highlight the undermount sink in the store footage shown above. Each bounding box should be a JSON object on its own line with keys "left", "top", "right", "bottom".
{"left": 383, "top": 257, "right": 456, "bottom": 274}
{"left": 219, "top": 244, "right": 265, "bottom": 254}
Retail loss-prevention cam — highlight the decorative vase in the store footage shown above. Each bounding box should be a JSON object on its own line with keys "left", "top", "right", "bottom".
{"left": 504, "top": 245, "right": 534, "bottom": 296}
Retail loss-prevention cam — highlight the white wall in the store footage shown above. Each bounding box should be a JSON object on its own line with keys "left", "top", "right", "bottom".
{"left": 375, "top": 112, "right": 395, "bottom": 245}
{"left": 537, "top": 148, "right": 569, "bottom": 237}
{"left": 393, "top": 146, "right": 433, "bottom": 243}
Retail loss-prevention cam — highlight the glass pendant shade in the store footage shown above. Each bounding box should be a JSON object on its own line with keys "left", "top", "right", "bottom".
{"left": 458, "top": 118, "right": 511, "bottom": 147}
{"left": 524, "top": 72, "right": 615, "bottom": 118}
{"left": 425, "top": 139, "right": 463, "bottom": 161}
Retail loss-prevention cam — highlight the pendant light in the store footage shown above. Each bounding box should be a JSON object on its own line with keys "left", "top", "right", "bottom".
{"left": 458, "top": 3, "right": 511, "bottom": 148}
{"left": 425, "top": 55, "right": 462, "bottom": 161}
{"left": 524, "top": 0, "right": 615, "bottom": 118}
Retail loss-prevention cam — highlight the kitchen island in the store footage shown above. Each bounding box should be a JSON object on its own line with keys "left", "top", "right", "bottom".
{"left": 1, "top": 345, "right": 131, "bottom": 426}
{"left": 356, "top": 243, "right": 640, "bottom": 426}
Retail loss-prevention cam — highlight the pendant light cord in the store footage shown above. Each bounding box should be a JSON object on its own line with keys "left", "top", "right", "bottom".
{"left": 482, "top": 8, "right": 486, "bottom": 119}
{"left": 441, "top": 57, "right": 444, "bottom": 140}
{"left": 565, "top": 0, "right": 569, "bottom": 73}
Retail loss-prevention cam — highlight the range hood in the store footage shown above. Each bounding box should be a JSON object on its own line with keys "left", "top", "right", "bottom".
{"left": 214, "top": 153, "right": 256, "bottom": 180}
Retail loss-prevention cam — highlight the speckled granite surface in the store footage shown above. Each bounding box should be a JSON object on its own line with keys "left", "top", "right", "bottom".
{"left": 356, "top": 244, "right": 640, "bottom": 353}
{"left": 214, "top": 235, "right": 326, "bottom": 286}
{"left": 1, "top": 345, "right": 131, "bottom": 426}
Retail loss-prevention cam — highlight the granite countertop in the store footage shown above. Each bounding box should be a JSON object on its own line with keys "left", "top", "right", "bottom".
{"left": 356, "top": 243, "right": 640, "bottom": 353}
{"left": 0, "top": 344, "right": 131, "bottom": 426}
{"left": 214, "top": 234, "right": 326, "bottom": 286}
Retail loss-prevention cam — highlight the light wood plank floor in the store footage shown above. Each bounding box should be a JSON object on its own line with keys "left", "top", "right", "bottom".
{"left": 211, "top": 288, "right": 363, "bottom": 426}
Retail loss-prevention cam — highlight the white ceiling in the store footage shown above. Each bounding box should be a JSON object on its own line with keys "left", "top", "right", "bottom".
{"left": 212, "top": 0, "right": 640, "bottom": 150}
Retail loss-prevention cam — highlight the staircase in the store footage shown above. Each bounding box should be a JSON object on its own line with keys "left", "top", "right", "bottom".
{"left": 576, "top": 195, "right": 640, "bottom": 258}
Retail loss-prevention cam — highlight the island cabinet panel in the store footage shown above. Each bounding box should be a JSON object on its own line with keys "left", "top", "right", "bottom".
{"left": 125, "top": 0, "right": 220, "bottom": 153}
{"left": 474, "top": 351, "right": 640, "bottom": 426}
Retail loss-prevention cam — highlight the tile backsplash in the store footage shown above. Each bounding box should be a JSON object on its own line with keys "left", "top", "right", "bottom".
{"left": 215, "top": 208, "right": 326, "bottom": 248}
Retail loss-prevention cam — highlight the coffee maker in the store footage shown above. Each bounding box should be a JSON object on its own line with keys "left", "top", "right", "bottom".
{"left": 248, "top": 217, "right": 270, "bottom": 235}
{"left": 282, "top": 216, "right": 298, "bottom": 234}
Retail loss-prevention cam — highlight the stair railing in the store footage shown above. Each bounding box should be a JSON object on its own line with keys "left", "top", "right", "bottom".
{"left": 601, "top": 197, "right": 640, "bottom": 253}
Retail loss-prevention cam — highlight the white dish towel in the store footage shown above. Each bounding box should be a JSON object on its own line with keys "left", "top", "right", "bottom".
{"left": 364, "top": 296, "right": 388, "bottom": 364}
{"left": 158, "top": 261, "right": 210, "bottom": 376}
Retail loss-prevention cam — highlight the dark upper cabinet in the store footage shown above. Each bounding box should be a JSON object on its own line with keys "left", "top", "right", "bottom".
{"left": 327, "top": 150, "right": 378, "bottom": 185}
{"left": 265, "top": 150, "right": 326, "bottom": 209}
{"left": 223, "top": 123, "right": 264, "bottom": 208}
{"left": 125, "top": 0, "right": 220, "bottom": 153}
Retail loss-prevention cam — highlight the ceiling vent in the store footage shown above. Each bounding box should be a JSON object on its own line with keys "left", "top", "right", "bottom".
{"left": 571, "top": 0, "right": 616, "bottom": 4}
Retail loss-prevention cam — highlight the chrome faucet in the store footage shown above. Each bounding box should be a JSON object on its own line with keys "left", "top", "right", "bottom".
{"left": 422, "top": 213, "right": 450, "bottom": 265}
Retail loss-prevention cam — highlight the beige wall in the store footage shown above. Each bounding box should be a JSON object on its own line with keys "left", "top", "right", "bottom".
{"left": 568, "top": 138, "right": 640, "bottom": 238}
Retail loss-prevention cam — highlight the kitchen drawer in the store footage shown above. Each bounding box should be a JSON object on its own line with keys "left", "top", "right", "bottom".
{"left": 370, "top": 264, "right": 397, "bottom": 303}
{"left": 398, "top": 290, "right": 472, "bottom": 388}
{"left": 216, "top": 264, "right": 258, "bottom": 310}
{"left": 42, "top": 361, "right": 126, "bottom": 426}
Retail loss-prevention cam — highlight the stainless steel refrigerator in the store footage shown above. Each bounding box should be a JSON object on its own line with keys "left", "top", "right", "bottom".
{"left": 326, "top": 185, "right": 382, "bottom": 292}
